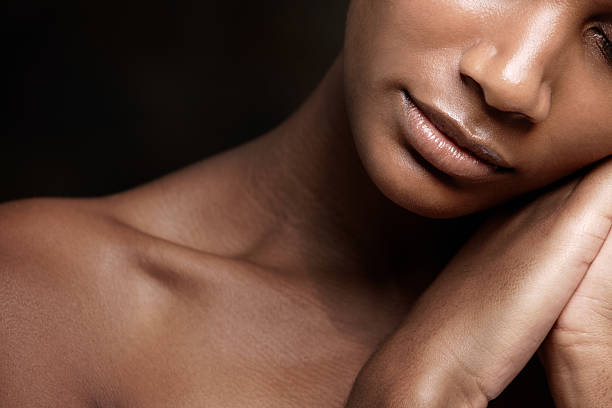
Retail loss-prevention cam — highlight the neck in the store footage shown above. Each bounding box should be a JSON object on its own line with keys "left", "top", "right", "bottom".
{"left": 121, "top": 54, "right": 480, "bottom": 294}
{"left": 226, "top": 55, "right": 476, "bottom": 284}
{"left": 241, "top": 56, "right": 397, "bottom": 275}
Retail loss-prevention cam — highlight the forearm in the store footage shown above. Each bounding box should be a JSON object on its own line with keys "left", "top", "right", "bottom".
{"left": 345, "top": 162, "right": 612, "bottom": 408}
{"left": 344, "top": 352, "right": 488, "bottom": 408}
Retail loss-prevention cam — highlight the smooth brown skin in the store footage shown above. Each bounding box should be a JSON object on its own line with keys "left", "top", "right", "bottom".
{"left": 345, "top": 0, "right": 612, "bottom": 218}
{"left": 2, "top": 1, "right": 612, "bottom": 407}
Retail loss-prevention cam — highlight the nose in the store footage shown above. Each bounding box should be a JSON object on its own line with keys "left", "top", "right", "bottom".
{"left": 459, "top": 12, "right": 558, "bottom": 123}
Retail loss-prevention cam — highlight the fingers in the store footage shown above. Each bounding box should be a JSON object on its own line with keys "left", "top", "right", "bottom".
{"left": 346, "top": 164, "right": 612, "bottom": 407}
{"left": 540, "top": 232, "right": 612, "bottom": 408}
{"left": 539, "top": 157, "right": 612, "bottom": 407}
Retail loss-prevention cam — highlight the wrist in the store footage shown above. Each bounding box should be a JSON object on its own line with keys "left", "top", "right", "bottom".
{"left": 541, "top": 342, "right": 612, "bottom": 408}
{"left": 345, "top": 356, "right": 489, "bottom": 408}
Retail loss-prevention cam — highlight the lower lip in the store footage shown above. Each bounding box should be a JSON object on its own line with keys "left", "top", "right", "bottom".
{"left": 399, "top": 92, "right": 497, "bottom": 180}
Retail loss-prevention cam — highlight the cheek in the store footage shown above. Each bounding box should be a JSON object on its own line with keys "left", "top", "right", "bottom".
{"left": 346, "top": 0, "right": 497, "bottom": 51}
{"left": 343, "top": 1, "right": 496, "bottom": 217}
{"left": 544, "top": 121, "right": 612, "bottom": 177}
{"left": 530, "top": 74, "right": 612, "bottom": 180}
{"left": 344, "top": 0, "right": 488, "bottom": 107}
{"left": 343, "top": 0, "right": 612, "bottom": 218}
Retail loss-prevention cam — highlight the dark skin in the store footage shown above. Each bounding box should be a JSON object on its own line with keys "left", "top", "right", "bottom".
{"left": 3, "top": 0, "right": 612, "bottom": 406}
{"left": 2, "top": 59, "right": 468, "bottom": 407}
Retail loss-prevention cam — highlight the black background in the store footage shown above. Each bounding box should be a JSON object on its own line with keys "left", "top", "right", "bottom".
{"left": 3, "top": 1, "right": 347, "bottom": 200}
{"left": 3, "top": 1, "right": 554, "bottom": 406}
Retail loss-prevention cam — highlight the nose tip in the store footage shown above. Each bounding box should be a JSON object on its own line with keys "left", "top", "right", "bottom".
{"left": 459, "top": 42, "right": 552, "bottom": 124}
{"left": 479, "top": 76, "right": 552, "bottom": 123}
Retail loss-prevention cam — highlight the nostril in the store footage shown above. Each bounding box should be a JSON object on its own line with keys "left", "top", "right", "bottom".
{"left": 464, "top": 71, "right": 550, "bottom": 124}
{"left": 460, "top": 73, "right": 486, "bottom": 100}
{"left": 459, "top": 41, "right": 498, "bottom": 84}
{"left": 461, "top": 72, "right": 544, "bottom": 126}
{"left": 506, "top": 112, "right": 533, "bottom": 122}
{"left": 459, "top": 41, "right": 551, "bottom": 124}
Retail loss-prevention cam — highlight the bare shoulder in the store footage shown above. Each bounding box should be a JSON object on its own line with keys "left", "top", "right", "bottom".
{"left": 0, "top": 198, "right": 130, "bottom": 291}
{"left": 0, "top": 197, "right": 179, "bottom": 407}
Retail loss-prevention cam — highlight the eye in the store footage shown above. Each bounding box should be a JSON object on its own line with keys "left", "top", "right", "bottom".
{"left": 590, "top": 27, "right": 612, "bottom": 66}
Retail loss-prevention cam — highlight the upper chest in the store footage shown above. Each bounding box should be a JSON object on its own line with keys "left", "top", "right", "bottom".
{"left": 92, "top": 242, "right": 552, "bottom": 408}
{"left": 96, "top": 257, "right": 390, "bottom": 408}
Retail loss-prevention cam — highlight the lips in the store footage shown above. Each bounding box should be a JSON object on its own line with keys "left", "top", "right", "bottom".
{"left": 400, "top": 90, "right": 511, "bottom": 180}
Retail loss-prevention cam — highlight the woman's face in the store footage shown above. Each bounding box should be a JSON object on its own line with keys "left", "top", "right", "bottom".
{"left": 344, "top": 0, "right": 612, "bottom": 218}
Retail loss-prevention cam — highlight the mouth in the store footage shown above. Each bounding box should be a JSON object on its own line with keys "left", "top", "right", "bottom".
{"left": 399, "top": 90, "right": 512, "bottom": 180}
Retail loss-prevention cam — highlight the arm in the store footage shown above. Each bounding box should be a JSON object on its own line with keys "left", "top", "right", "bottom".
{"left": 0, "top": 200, "right": 103, "bottom": 407}
{"left": 345, "top": 159, "right": 612, "bottom": 407}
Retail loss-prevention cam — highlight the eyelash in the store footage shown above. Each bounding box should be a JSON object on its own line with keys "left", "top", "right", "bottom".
{"left": 592, "top": 27, "right": 612, "bottom": 66}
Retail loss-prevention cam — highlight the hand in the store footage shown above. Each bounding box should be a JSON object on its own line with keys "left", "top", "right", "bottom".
{"left": 344, "top": 159, "right": 612, "bottom": 408}
{"left": 539, "top": 160, "right": 612, "bottom": 407}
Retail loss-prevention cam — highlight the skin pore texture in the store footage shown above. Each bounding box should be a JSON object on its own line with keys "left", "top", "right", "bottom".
{"left": 2, "top": 0, "right": 612, "bottom": 407}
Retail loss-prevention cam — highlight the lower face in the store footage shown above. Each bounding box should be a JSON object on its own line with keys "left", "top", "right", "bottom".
{"left": 343, "top": 0, "right": 612, "bottom": 218}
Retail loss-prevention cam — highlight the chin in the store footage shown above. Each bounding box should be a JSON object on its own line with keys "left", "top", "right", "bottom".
{"left": 369, "top": 172, "right": 488, "bottom": 219}
{"left": 351, "top": 128, "right": 503, "bottom": 219}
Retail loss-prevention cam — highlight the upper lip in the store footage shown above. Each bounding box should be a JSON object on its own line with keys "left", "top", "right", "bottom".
{"left": 406, "top": 92, "right": 512, "bottom": 169}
